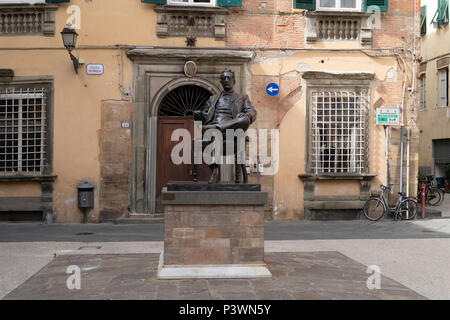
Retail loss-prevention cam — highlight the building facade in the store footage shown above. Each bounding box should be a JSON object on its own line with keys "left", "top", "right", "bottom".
{"left": 0, "top": 0, "right": 420, "bottom": 222}
{"left": 418, "top": 0, "right": 450, "bottom": 182}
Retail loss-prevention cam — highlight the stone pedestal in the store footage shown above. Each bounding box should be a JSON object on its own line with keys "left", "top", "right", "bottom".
{"left": 157, "top": 183, "right": 271, "bottom": 279}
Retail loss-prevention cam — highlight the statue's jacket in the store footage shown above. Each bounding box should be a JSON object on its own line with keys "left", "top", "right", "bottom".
{"left": 200, "top": 91, "right": 257, "bottom": 131}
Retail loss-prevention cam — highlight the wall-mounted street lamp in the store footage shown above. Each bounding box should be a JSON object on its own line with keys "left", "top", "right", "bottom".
{"left": 61, "top": 26, "right": 80, "bottom": 74}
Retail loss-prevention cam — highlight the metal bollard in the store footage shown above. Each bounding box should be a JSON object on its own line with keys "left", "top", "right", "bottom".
{"left": 421, "top": 183, "right": 426, "bottom": 219}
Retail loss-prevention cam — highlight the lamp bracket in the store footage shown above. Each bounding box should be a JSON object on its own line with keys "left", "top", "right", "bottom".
{"left": 69, "top": 52, "right": 79, "bottom": 74}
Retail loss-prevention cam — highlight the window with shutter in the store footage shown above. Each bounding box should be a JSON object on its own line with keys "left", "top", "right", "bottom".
{"left": 142, "top": 0, "right": 242, "bottom": 6}
{"left": 364, "top": 0, "right": 388, "bottom": 12}
{"left": 421, "top": 6, "right": 427, "bottom": 36}
{"left": 316, "top": 0, "right": 362, "bottom": 11}
{"left": 432, "top": 0, "right": 449, "bottom": 27}
{"left": 294, "top": 0, "right": 316, "bottom": 10}
{"left": 167, "top": 0, "right": 216, "bottom": 6}
{"left": 438, "top": 68, "right": 449, "bottom": 108}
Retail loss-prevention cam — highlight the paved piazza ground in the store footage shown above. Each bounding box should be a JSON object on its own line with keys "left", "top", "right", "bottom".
{"left": 3, "top": 252, "right": 425, "bottom": 300}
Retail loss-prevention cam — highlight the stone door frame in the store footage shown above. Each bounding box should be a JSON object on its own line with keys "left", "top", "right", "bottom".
{"left": 127, "top": 48, "right": 254, "bottom": 214}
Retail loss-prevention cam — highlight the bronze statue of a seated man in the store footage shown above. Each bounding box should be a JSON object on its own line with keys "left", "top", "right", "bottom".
{"left": 194, "top": 69, "right": 257, "bottom": 184}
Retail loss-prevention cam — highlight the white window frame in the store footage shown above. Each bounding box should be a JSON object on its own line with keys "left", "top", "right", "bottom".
{"left": 316, "top": 0, "right": 362, "bottom": 12}
{"left": 167, "top": 0, "right": 216, "bottom": 7}
{"left": 438, "top": 67, "right": 449, "bottom": 108}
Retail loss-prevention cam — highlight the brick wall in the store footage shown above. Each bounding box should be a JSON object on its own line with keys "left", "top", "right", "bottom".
{"left": 227, "top": 0, "right": 418, "bottom": 49}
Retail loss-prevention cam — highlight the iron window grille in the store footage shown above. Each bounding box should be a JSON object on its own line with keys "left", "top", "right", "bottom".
{"left": 0, "top": 87, "right": 47, "bottom": 174}
{"left": 310, "top": 91, "right": 369, "bottom": 174}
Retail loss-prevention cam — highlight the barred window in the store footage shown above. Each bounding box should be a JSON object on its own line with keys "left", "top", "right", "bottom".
{"left": 310, "top": 91, "right": 369, "bottom": 174}
{"left": 0, "top": 88, "right": 47, "bottom": 174}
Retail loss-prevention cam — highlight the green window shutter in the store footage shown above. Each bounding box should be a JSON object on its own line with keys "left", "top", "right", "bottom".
{"left": 364, "top": 0, "right": 388, "bottom": 12}
{"left": 45, "top": 0, "right": 70, "bottom": 3}
{"left": 432, "top": 0, "right": 449, "bottom": 27}
{"left": 438, "top": 0, "right": 449, "bottom": 27}
{"left": 421, "top": 6, "right": 427, "bottom": 35}
{"left": 293, "top": 0, "right": 315, "bottom": 10}
{"left": 141, "top": 0, "right": 166, "bottom": 4}
{"left": 217, "top": 0, "right": 242, "bottom": 6}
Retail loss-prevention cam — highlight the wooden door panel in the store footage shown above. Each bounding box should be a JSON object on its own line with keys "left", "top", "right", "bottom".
{"left": 156, "top": 117, "right": 193, "bottom": 212}
{"left": 155, "top": 117, "right": 212, "bottom": 212}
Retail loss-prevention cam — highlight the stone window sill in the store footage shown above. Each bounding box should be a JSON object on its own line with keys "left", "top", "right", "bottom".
{"left": 305, "top": 11, "right": 373, "bottom": 45}
{"left": 154, "top": 5, "right": 229, "bottom": 40}
{"left": 298, "top": 173, "right": 376, "bottom": 181}
{"left": 0, "top": 174, "right": 57, "bottom": 183}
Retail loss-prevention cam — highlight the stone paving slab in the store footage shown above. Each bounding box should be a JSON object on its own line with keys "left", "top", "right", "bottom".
{"left": 3, "top": 252, "right": 426, "bottom": 300}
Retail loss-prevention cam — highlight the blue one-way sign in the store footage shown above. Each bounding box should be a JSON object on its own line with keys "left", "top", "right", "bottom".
{"left": 266, "top": 83, "right": 279, "bottom": 96}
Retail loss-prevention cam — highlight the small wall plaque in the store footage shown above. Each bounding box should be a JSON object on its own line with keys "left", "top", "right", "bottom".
{"left": 86, "top": 64, "right": 104, "bottom": 75}
{"left": 121, "top": 121, "right": 131, "bottom": 129}
{"left": 184, "top": 61, "right": 197, "bottom": 78}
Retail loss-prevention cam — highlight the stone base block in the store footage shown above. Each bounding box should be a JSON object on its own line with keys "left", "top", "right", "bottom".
{"left": 157, "top": 252, "right": 271, "bottom": 279}
{"left": 162, "top": 188, "right": 268, "bottom": 269}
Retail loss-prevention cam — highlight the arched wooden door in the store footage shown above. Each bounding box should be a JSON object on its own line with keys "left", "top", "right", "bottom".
{"left": 155, "top": 85, "right": 213, "bottom": 212}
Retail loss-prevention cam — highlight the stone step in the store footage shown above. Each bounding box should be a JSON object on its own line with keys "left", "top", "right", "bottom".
{"left": 417, "top": 208, "right": 443, "bottom": 219}
{"left": 113, "top": 214, "right": 164, "bottom": 224}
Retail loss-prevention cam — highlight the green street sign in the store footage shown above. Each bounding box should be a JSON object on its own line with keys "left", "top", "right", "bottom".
{"left": 376, "top": 108, "right": 400, "bottom": 126}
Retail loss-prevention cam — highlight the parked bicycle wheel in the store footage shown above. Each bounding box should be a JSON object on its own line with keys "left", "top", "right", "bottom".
{"left": 427, "top": 187, "right": 442, "bottom": 206}
{"left": 434, "top": 188, "right": 445, "bottom": 206}
{"left": 363, "top": 198, "right": 386, "bottom": 221}
{"left": 398, "top": 199, "right": 417, "bottom": 220}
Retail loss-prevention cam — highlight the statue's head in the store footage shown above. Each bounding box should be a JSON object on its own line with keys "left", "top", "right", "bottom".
{"left": 220, "top": 69, "right": 235, "bottom": 92}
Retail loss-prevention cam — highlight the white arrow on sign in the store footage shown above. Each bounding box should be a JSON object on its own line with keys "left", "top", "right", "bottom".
{"left": 267, "top": 87, "right": 279, "bottom": 93}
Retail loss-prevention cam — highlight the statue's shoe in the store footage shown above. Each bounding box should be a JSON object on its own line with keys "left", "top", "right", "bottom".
{"left": 208, "top": 168, "right": 219, "bottom": 184}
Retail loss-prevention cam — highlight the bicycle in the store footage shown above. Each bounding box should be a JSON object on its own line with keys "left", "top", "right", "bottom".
{"left": 417, "top": 175, "right": 444, "bottom": 207}
{"left": 363, "top": 185, "right": 418, "bottom": 221}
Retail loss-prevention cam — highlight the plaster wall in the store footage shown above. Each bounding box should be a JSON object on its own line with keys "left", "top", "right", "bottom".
{"left": 250, "top": 51, "right": 401, "bottom": 218}
{"left": 418, "top": 0, "right": 450, "bottom": 169}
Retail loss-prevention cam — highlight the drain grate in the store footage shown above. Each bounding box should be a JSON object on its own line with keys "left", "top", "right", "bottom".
{"left": 76, "top": 232, "right": 94, "bottom": 236}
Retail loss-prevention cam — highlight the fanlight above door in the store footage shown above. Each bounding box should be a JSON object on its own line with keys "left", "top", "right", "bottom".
{"left": 158, "top": 85, "right": 213, "bottom": 117}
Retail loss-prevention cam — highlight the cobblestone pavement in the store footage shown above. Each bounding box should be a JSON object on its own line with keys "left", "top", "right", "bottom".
{"left": 3, "top": 252, "right": 426, "bottom": 300}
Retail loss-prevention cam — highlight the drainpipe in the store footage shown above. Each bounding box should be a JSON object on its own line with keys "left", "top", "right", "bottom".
{"left": 407, "top": 0, "right": 417, "bottom": 196}
{"left": 386, "top": 126, "right": 390, "bottom": 187}
{"left": 397, "top": 53, "right": 408, "bottom": 195}
{"left": 400, "top": 106, "right": 404, "bottom": 193}
{"left": 406, "top": 127, "right": 411, "bottom": 196}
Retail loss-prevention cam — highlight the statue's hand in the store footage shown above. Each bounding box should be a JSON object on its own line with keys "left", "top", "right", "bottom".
{"left": 237, "top": 113, "right": 249, "bottom": 121}
{"left": 203, "top": 124, "right": 219, "bottom": 131}
{"left": 193, "top": 110, "right": 203, "bottom": 120}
